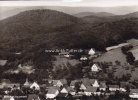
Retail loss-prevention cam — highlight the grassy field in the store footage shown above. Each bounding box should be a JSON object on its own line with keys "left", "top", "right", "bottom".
{"left": 113, "top": 66, "right": 131, "bottom": 79}
{"left": 93, "top": 48, "right": 127, "bottom": 65}
{"left": 131, "top": 68, "right": 138, "bottom": 81}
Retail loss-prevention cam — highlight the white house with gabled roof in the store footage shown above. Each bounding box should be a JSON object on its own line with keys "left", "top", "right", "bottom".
{"left": 92, "top": 80, "right": 100, "bottom": 87}
{"left": 91, "top": 64, "right": 102, "bottom": 72}
{"left": 60, "top": 86, "right": 75, "bottom": 95}
{"left": 88, "top": 48, "right": 95, "bottom": 56}
{"left": 30, "top": 82, "right": 40, "bottom": 90}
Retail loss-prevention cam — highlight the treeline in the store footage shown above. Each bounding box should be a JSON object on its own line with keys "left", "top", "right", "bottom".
{"left": 121, "top": 46, "right": 135, "bottom": 64}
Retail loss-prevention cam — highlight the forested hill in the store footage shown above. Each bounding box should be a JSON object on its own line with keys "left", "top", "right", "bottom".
{"left": 0, "top": 9, "right": 138, "bottom": 52}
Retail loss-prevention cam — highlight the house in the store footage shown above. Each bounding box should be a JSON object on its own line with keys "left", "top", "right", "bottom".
{"left": 80, "top": 79, "right": 99, "bottom": 90}
{"left": 129, "top": 89, "right": 138, "bottom": 98}
{"left": 3, "top": 96, "right": 15, "bottom": 100}
{"left": 80, "top": 84, "right": 87, "bottom": 90}
{"left": 27, "top": 94, "right": 40, "bottom": 100}
{"left": 0, "top": 60, "right": 7, "bottom": 66}
{"left": 53, "top": 79, "right": 67, "bottom": 87}
{"left": 99, "top": 82, "right": 107, "bottom": 91}
{"left": 80, "top": 78, "right": 90, "bottom": 90}
{"left": 91, "top": 64, "right": 102, "bottom": 72}
{"left": 84, "top": 86, "right": 97, "bottom": 96}
{"left": 24, "top": 79, "right": 31, "bottom": 88}
{"left": 88, "top": 48, "right": 95, "bottom": 56}
{"left": 91, "top": 79, "right": 100, "bottom": 87}
{"left": 46, "top": 88, "right": 59, "bottom": 99}
{"left": 30, "top": 82, "right": 40, "bottom": 90}
{"left": 119, "top": 87, "right": 126, "bottom": 92}
{"left": 60, "top": 87, "right": 68, "bottom": 93}
{"left": 109, "top": 85, "right": 120, "bottom": 91}
{"left": 60, "top": 86, "right": 76, "bottom": 95}
{"left": 53, "top": 80, "right": 62, "bottom": 87}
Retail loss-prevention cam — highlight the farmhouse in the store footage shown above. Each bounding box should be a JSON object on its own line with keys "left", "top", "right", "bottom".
{"left": 91, "top": 64, "right": 102, "bottom": 72}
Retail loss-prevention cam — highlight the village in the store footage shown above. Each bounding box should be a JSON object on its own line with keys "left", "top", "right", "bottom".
{"left": 0, "top": 39, "right": 138, "bottom": 100}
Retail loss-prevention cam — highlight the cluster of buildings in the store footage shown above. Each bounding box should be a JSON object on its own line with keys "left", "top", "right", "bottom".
{"left": 0, "top": 77, "right": 138, "bottom": 100}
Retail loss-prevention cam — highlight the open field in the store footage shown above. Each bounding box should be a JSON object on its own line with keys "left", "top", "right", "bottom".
{"left": 93, "top": 48, "right": 127, "bottom": 65}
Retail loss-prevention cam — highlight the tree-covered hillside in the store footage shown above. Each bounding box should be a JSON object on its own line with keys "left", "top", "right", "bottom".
{"left": 0, "top": 9, "right": 138, "bottom": 52}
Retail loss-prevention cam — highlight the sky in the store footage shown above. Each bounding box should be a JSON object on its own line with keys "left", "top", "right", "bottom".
{"left": 0, "top": 0, "right": 138, "bottom": 7}
{"left": 0, "top": 0, "right": 138, "bottom": 20}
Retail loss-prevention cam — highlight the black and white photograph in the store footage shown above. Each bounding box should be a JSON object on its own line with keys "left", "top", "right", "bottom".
{"left": 0, "top": 0, "right": 138, "bottom": 100}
